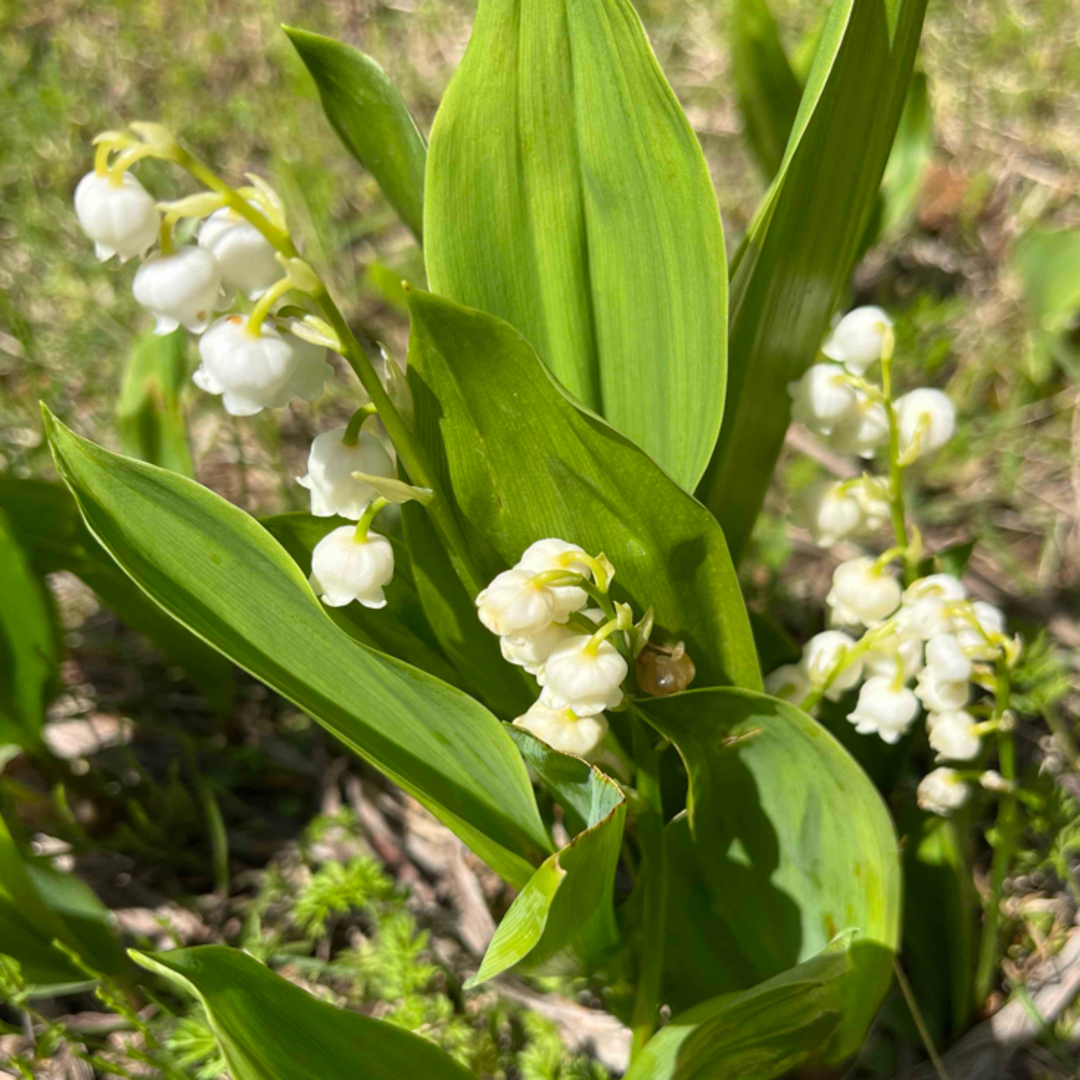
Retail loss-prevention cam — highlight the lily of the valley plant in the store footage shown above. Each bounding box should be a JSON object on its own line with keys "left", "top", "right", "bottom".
{"left": 12, "top": 0, "right": 1030, "bottom": 1075}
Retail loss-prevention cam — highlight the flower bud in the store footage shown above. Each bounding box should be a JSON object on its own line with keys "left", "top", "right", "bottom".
{"left": 917, "top": 767, "right": 970, "bottom": 816}
{"left": 516, "top": 539, "right": 592, "bottom": 619}
{"left": 821, "top": 306, "right": 892, "bottom": 375}
{"left": 864, "top": 636, "right": 924, "bottom": 683}
{"left": 764, "top": 663, "right": 810, "bottom": 705}
{"left": 896, "top": 388, "right": 956, "bottom": 459}
{"left": 927, "top": 709, "right": 981, "bottom": 762}
{"left": 133, "top": 246, "right": 225, "bottom": 334}
{"left": 924, "top": 633, "right": 973, "bottom": 682}
{"left": 309, "top": 526, "right": 395, "bottom": 609}
{"left": 915, "top": 666, "right": 969, "bottom": 713}
{"left": 538, "top": 635, "right": 627, "bottom": 717}
{"left": 501, "top": 606, "right": 604, "bottom": 676}
{"left": 476, "top": 569, "right": 558, "bottom": 637}
{"left": 791, "top": 481, "right": 863, "bottom": 547}
{"left": 826, "top": 390, "right": 889, "bottom": 459}
{"left": 787, "top": 364, "right": 857, "bottom": 434}
{"left": 297, "top": 428, "right": 395, "bottom": 520}
{"left": 896, "top": 574, "right": 967, "bottom": 640}
{"left": 198, "top": 206, "right": 283, "bottom": 299}
{"left": 802, "top": 630, "right": 863, "bottom": 701}
{"left": 513, "top": 701, "right": 609, "bottom": 757}
{"left": 846, "top": 676, "right": 919, "bottom": 743}
{"left": 826, "top": 557, "right": 901, "bottom": 629}
{"left": 193, "top": 316, "right": 332, "bottom": 416}
{"left": 74, "top": 170, "right": 160, "bottom": 263}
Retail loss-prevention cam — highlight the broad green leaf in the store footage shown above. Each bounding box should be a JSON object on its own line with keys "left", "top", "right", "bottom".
{"left": 424, "top": 0, "right": 727, "bottom": 490}
{"left": 468, "top": 729, "right": 625, "bottom": 986}
{"left": 116, "top": 328, "right": 193, "bottom": 477}
{"left": 133, "top": 945, "right": 473, "bottom": 1080}
{"left": 878, "top": 71, "right": 933, "bottom": 239}
{"left": 698, "top": 0, "right": 929, "bottom": 560}
{"left": 43, "top": 412, "right": 550, "bottom": 888}
{"left": 0, "top": 477, "right": 234, "bottom": 715}
{"left": 261, "top": 511, "right": 462, "bottom": 688}
{"left": 0, "top": 812, "right": 125, "bottom": 992}
{"left": 0, "top": 510, "right": 57, "bottom": 749}
{"left": 286, "top": 27, "right": 427, "bottom": 243}
{"left": 624, "top": 945, "right": 850, "bottom": 1080}
{"left": 406, "top": 288, "right": 760, "bottom": 693}
{"left": 731, "top": 0, "right": 802, "bottom": 180}
{"left": 638, "top": 689, "right": 900, "bottom": 1059}
{"left": 400, "top": 498, "right": 533, "bottom": 718}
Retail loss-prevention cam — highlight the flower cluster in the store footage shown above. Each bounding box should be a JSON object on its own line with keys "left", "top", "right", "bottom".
{"left": 768, "top": 306, "right": 1021, "bottom": 817}
{"left": 476, "top": 540, "right": 657, "bottom": 759}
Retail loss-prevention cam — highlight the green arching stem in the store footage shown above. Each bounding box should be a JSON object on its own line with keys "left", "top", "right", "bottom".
{"left": 879, "top": 330, "right": 918, "bottom": 585}
{"left": 354, "top": 497, "right": 389, "bottom": 542}
{"left": 974, "top": 655, "right": 1018, "bottom": 1003}
{"left": 158, "top": 217, "right": 175, "bottom": 257}
{"left": 342, "top": 403, "right": 378, "bottom": 446}
{"left": 245, "top": 277, "right": 294, "bottom": 336}
{"left": 584, "top": 617, "right": 622, "bottom": 656}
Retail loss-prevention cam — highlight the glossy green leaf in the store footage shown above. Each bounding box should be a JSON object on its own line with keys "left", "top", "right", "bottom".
{"left": 116, "top": 328, "right": 193, "bottom": 477}
{"left": 731, "top": 0, "right": 802, "bottom": 180}
{"left": 261, "top": 511, "right": 462, "bottom": 688}
{"left": 286, "top": 26, "right": 427, "bottom": 242}
{"left": 878, "top": 71, "right": 933, "bottom": 239}
{"left": 424, "top": 0, "right": 727, "bottom": 490}
{"left": 0, "top": 812, "right": 125, "bottom": 992}
{"left": 698, "top": 0, "right": 929, "bottom": 560}
{"left": 468, "top": 729, "right": 625, "bottom": 986}
{"left": 406, "top": 288, "right": 760, "bottom": 692}
{"left": 133, "top": 945, "right": 473, "bottom": 1080}
{"left": 0, "top": 510, "right": 57, "bottom": 749}
{"left": 638, "top": 688, "right": 900, "bottom": 1059}
{"left": 0, "top": 477, "right": 234, "bottom": 715}
{"left": 43, "top": 411, "right": 550, "bottom": 888}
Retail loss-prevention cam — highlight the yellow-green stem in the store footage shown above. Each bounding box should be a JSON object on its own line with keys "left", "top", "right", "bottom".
{"left": 354, "top": 497, "right": 389, "bottom": 541}
{"left": 245, "top": 277, "right": 294, "bottom": 335}
{"left": 879, "top": 333, "right": 917, "bottom": 585}
{"left": 342, "top": 404, "right": 377, "bottom": 446}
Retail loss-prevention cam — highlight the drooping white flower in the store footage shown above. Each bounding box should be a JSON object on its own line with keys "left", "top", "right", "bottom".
{"left": 309, "top": 526, "right": 394, "bottom": 609}
{"left": 792, "top": 481, "right": 863, "bottom": 547}
{"left": 802, "top": 630, "right": 863, "bottom": 701}
{"left": 500, "top": 608, "right": 603, "bottom": 676}
{"left": 979, "top": 770, "right": 1010, "bottom": 793}
{"left": 915, "top": 666, "right": 970, "bottom": 713}
{"left": 516, "top": 539, "right": 591, "bottom": 620}
{"left": 927, "top": 709, "right": 981, "bottom": 762}
{"left": 826, "top": 389, "right": 890, "bottom": 458}
{"left": 924, "top": 633, "right": 973, "bottom": 683}
{"left": 896, "top": 574, "right": 967, "bottom": 640}
{"left": 74, "top": 170, "right": 161, "bottom": 263}
{"left": 896, "top": 388, "right": 956, "bottom": 459}
{"left": 846, "top": 676, "right": 920, "bottom": 743}
{"left": 917, "top": 767, "right": 971, "bottom": 816}
{"left": 821, "top": 306, "right": 893, "bottom": 375}
{"left": 864, "top": 636, "right": 924, "bottom": 683}
{"left": 513, "top": 701, "right": 609, "bottom": 757}
{"left": 476, "top": 569, "right": 558, "bottom": 638}
{"left": 787, "top": 364, "right": 858, "bottom": 434}
{"left": 133, "top": 245, "right": 225, "bottom": 334}
{"left": 297, "top": 428, "right": 394, "bottom": 520}
{"left": 764, "top": 664, "right": 811, "bottom": 705}
{"left": 198, "top": 206, "right": 283, "bottom": 298}
{"left": 538, "top": 635, "right": 627, "bottom": 717}
{"left": 193, "top": 316, "right": 332, "bottom": 416}
{"left": 826, "top": 557, "right": 901, "bottom": 629}
{"left": 906, "top": 574, "right": 968, "bottom": 604}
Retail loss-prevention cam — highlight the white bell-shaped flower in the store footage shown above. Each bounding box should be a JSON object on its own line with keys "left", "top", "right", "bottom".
{"left": 896, "top": 388, "right": 956, "bottom": 459}
{"left": 513, "top": 701, "right": 609, "bottom": 757}
{"left": 826, "top": 390, "right": 889, "bottom": 459}
{"left": 133, "top": 245, "right": 225, "bottom": 334}
{"left": 917, "top": 767, "right": 971, "bottom": 816}
{"left": 198, "top": 206, "right": 283, "bottom": 299}
{"left": 476, "top": 569, "right": 558, "bottom": 638}
{"left": 864, "top": 636, "right": 924, "bottom": 683}
{"left": 297, "top": 428, "right": 394, "bottom": 520}
{"left": 309, "top": 526, "right": 394, "bottom": 609}
{"left": 915, "top": 666, "right": 970, "bottom": 713}
{"left": 501, "top": 608, "right": 603, "bottom": 676}
{"left": 194, "top": 316, "right": 331, "bottom": 416}
{"left": 821, "top": 306, "right": 893, "bottom": 375}
{"left": 538, "top": 635, "right": 627, "bottom": 717}
{"left": 927, "top": 709, "right": 981, "bottom": 762}
{"left": 792, "top": 481, "right": 863, "bottom": 547}
{"left": 924, "top": 633, "right": 973, "bottom": 682}
{"left": 74, "top": 170, "right": 160, "bottom": 263}
{"left": 787, "top": 364, "right": 857, "bottom": 434}
{"left": 846, "top": 676, "right": 920, "bottom": 743}
{"left": 516, "top": 539, "right": 591, "bottom": 620}
{"left": 802, "top": 630, "right": 863, "bottom": 701}
{"left": 826, "top": 557, "right": 901, "bottom": 629}
{"left": 896, "top": 574, "right": 967, "bottom": 640}
{"left": 764, "top": 664, "right": 811, "bottom": 705}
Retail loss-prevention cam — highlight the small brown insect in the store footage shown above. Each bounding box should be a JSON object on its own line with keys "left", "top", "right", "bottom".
{"left": 636, "top": 640, "right": 696, "bottom": 697}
